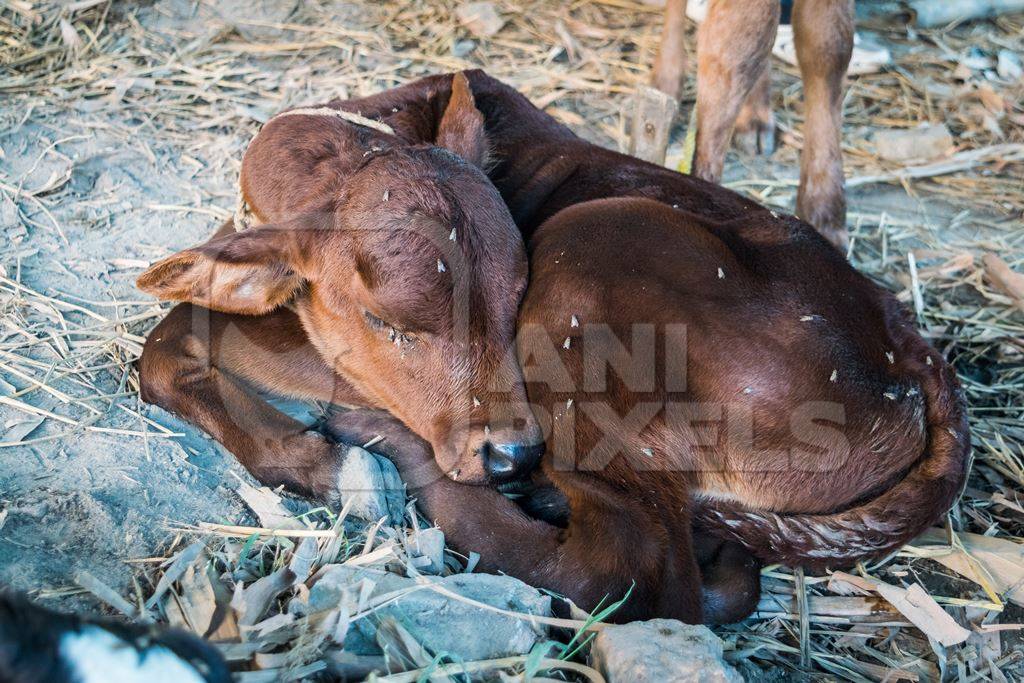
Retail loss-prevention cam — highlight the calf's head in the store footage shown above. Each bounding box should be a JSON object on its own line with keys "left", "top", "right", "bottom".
{"left": 138, "top": 75, "right": 543, "bottom": 485}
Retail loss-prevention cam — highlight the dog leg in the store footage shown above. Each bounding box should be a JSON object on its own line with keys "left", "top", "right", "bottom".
{"left": 793, "top": 0, "right": 854, "bottom": 249}
{"left": 326, "top": 408, "right": 704, "bottom": 623}
{"left": 691, "top": 0, "right": 779, "bottom": 181}
{"left": 733, "top": 67, "right": 776, "bottom": 156}
{"left": 139, "top": 303, "right": 370, "bottom": 501}
{"left": 651, "top": 0, "right": 690, "bottom": 100}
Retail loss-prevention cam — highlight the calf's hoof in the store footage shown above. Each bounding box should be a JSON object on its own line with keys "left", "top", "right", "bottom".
{"left": 650, "top": 64, "right": 686, "bottom": 102}
{"left": 329, "top": 442, "right": 406, "bottom": 524}
{"left": 698, "top": 539, "right": 762, "bottom": 625}
{"left": 277, "top": 429, "right": 407, "bottom": 524}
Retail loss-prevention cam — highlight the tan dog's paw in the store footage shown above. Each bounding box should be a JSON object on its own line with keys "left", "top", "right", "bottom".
{"left": 733, "top": 110, "right": 776, "bottom": 156}
{"left": 797, "top": 180, "right": 849, "bottom": 253}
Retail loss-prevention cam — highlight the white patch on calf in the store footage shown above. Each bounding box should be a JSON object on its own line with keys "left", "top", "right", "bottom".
{"left": 61, "top": 626, "right": 206, "bottom": 683}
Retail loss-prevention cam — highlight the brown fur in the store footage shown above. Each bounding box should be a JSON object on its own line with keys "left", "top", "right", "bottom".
{"left": 137, "top": 71, "right": 969, "bottom": 625}
{"left": 140, "top": 74, "right": 540, "bottom": 494}
{"left": 652, "top": 0, "right": 854, "bottom": 248}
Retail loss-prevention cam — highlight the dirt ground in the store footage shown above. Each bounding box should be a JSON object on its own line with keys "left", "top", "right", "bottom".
{"left": 2, "top": 0, "right": 1024, "bottom": 679}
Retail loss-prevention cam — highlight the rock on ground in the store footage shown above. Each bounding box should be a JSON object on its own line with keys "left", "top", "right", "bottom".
{"left": 307, "top": 565, "right": 550, "bottom": 661}
{"left": 591, "top": 619, "right": 742, "bottom": 683}
{"left": 455, "top": 2, "right": 504, "bottom": 37}
{"left": 997, "top": 49, "right": 1023, "bottom": 81}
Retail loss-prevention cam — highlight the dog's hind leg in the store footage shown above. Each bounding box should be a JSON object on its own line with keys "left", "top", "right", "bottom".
{"left": 651, "top": 0, "right": 690, "bottom": 100}
{"left": 691, "top": 0, "right": 779, "bottom": 182}
{"left": 732, "top": 67, "right": 776, "bottom": 157}
{"left": 792, "top": 0, "right": 854, "bottom": 249}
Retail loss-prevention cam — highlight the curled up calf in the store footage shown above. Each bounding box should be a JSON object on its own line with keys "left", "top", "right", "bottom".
{"left": 136, "top": 71, "right": 970, "bottom": 626}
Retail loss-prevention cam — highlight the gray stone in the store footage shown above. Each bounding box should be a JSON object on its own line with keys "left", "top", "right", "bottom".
{"left": 451, "top": 39, "right": 476, "bottom": 58}
{"left": 308, "top": 566, "right": 550, "bottom": 660}
{"left": 336, "top": 446, "right": 405, "bottom": 524}
{"left": 591, "top": 619, "right": 742, "bottom": 683}
{"left": 997, "top": 49, "right": 1023, "bottom": 81}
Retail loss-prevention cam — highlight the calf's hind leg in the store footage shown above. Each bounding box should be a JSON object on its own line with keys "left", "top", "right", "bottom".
{"left": 733, "top": 68, "right": 775, "bottom": 157}
{"left": 513, "top": 483, "right": 762, "bottom": 623}
{"left": 139, "top": 303, "right": 368, "bottom": 501}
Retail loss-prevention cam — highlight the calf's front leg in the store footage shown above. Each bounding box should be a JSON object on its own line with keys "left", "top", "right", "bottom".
{"left": 651, "top": 0, "right": 690, "bottom": 100}
{"left": 326, "top": 408, "right": 705, "bottom": 624}
{"left": 139, "top": 303, "right": 368, "bottom": 501}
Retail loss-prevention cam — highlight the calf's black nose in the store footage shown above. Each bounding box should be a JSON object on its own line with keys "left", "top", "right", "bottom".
{"left": 482, "top": 440, "right": 546, "bottom": 483}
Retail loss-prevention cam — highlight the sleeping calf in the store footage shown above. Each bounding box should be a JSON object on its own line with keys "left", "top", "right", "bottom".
{"left": 137, "top": 80, "right": 543, "bottom": 501}
{"left": 137, "top": 71, "right": 969, "bottom": 625}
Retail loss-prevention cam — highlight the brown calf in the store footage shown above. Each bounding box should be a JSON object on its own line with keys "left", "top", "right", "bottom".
{"left": 138, "top": 75, "right": 543, "bottom": 500}
{"left": 137, "top": 71, "right": 969, "bottom": 625}
{"left": 652, "top": 0, "right": 855, "bottom": 248}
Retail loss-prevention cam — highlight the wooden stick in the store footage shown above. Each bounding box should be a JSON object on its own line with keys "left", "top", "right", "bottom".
{"left": 908, "top": 0, "right": 1024, "bottom": 27}
{"left": 847, "top": 144, "right": 1024, "bottom": 188}
{"left": 628, "top": 85, "right": 678, "bottom": 166}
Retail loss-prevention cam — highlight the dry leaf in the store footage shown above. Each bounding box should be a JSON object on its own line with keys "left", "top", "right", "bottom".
{"left": 75, "top": 570, "right": 138, "bottom": 618}
{"left": 977, "top": 83, "right": 1006, "bottom": 115}
{"left": 233, "top": 567, "right": 295, "bottom": 627}
{"left": 874, "top": 582, "right": 971, "bottom": 647}
{"left": 236, "top": 480, "right": 303, "bottom": 530}
{"left": 146, "top": 541, "right": 205, "bottom": 610}
{"left": 3, "top": 417, "right": 44, "bottom": 443}
{"left": 233, "top": 537, "right": 316, "bottom": 627}
{"left": 917, "top": 251, "right": 974, "bottom": 278}
{"left": 827, "top": 571, "right": 876, "bottom": 595}
{"left": 176, "top": 563, "right": 218, "bottom": 635}
{"left": 59, "top": 17, "right": 83, "bottom": 54}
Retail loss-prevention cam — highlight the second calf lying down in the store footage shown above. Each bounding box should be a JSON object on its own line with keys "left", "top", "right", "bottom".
{"left": 137, "top": 71, "right": 970, "bottom": 625}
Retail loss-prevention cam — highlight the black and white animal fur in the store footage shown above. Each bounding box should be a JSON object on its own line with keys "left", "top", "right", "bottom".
{"left": 0, "top": 591, "right": 229, "bottom": 683}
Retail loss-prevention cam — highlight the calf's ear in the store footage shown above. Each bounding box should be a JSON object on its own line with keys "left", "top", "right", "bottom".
{"left": 436, "top": 71, "right": 489, "bottom": 168}
{"left": 137, "top": 225, "right": 311, "bottom": 315}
